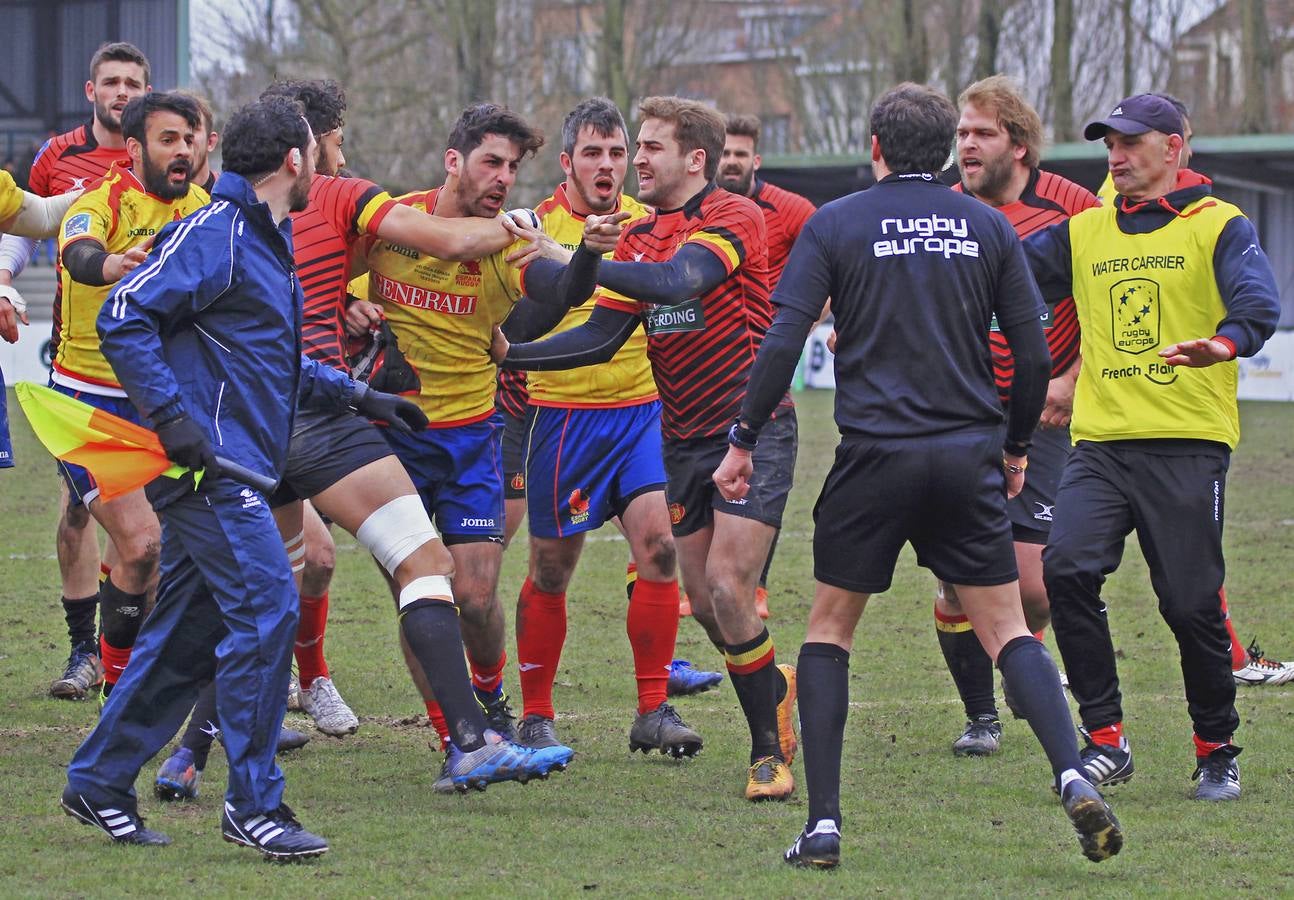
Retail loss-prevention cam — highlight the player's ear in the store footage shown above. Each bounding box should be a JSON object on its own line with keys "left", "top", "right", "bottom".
{"left": 752, "top": 153, "right": 761, "bottom": 172}
{"left": 444, "top": 148, "right": 461, "bottom": 178}
{"left": 84, "top": 80, "right": 95, "bottom": 103}
{"left": 207, "top": 132, "right": 219, "bottom": 153}
{"left": 870, "top": 134, "right": 881, "bottom": 164}
{"left": 559, "top": 151, "right": 574, "bottom": 178}
{"left": 688, "top": 148, "right": 705, "bottom": 175}
{"left": 126, "top": 136, "right": 143, "bottom": 163}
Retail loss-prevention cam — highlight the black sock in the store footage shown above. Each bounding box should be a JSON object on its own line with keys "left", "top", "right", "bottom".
{"left": 181, "top": 679, "right": 219, "bottom": 770}
{"left": 401, "top": 601, "right": 489, "bottom": 752}
{"left": 997, "top": 636, "right": 1082, "bottom": 784}
{"left": 724, "top": 628, "right": 781, "bottom": 763}
{"left": 62, "top": 595, "right": 98, "bottom": 652}
{"left": 799, "top": 642, "right": 850, "bottom": 828}
{"left": 99, "top": 578, "right": 147, "bottom": 650}
{"left": 758, "top": 532, "right": 780, "bottom": 588}
{"left": 935, "top": 612, "right": 998, "bottom": 719}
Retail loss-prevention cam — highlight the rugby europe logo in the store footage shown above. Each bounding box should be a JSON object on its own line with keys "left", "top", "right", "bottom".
{"left": 873, "top": 215, "right": 979, "bottom": 259}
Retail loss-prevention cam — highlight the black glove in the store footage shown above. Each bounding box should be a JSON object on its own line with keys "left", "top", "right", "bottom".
{"left": 354, "top": 384, "right": 428, "bottom": 435}
{"left": 155, "top": 412, "right": 220, "bottom": 475}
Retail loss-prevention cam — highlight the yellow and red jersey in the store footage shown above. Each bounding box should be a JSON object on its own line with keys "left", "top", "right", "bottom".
{"left": 597, "top": 183, "right": 773, "bottom": 440}
{"left": 749, "top": 179, "right": 815, "bottom": 291}
{"left": 0, "top": 171, "right": 24, "bottom": 223}
{"left": 56, "top": 161, "right": 209, "bottom": 393}
{"left": 29, "top": 123, "right": 134, "bottom": 354}
{"left": 956, "top": 169, "right": 1097, "bottom": 401}
{"left": 527, "top": 183, "right": 657, "bottom": 408}
{"left": 351, "top": 187, "right": 523, "bottom": 425}
{"left": 293, "top": 174, "right": 396, "bottom": 371}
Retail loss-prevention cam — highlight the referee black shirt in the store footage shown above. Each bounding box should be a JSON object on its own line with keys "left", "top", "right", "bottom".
{"left": 760, "top": 173, "right": 1047, "bottom": 439}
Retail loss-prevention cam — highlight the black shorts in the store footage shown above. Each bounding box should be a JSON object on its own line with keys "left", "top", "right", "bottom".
{"left": 269, "top": 407, "right": 394, "bottom": 508}
{"left": 501, "top": 406, "right": 529, "bottom": 500}
{"left": 1007, "top": 424, "right": 1071, "bottom": 544}
{"left": 813, "top": 428, "right": 1017, "bottom": 593}
{"left": 663, "top": 409, "right": 797, "bottom": 538}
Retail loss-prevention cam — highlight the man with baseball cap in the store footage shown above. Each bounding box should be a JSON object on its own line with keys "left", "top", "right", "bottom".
{"left": 1024, "top": 93, "right": 1281, "bottom": 802}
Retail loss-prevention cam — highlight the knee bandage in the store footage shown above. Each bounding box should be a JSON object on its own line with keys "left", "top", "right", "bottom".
{"left": 356, "top": 494, "right": 441, "bottom": 576}
{"left": 398, "top": 575, "right": 455, "bottom": 611}
{"left": 283, "top": 530, "right": 306, "bottom": 574}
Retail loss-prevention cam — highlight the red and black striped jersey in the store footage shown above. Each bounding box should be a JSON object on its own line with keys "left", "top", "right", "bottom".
{"left": 958, "top": 169, "right": 1097, "bottom": 401}
{"left": 495, "top": 368, "right": 528, "bottom": 417}
{"left": 597, "top": 183, "right": 779, "bottom": 440}
{"left": 28, "top": 123, "right": 132, "bottom": 353}
{"left": 750, "top": 179, "right": 815, "bottom": 291}
{"left": 292, "top": 174, "right": 395, "bottom": 371}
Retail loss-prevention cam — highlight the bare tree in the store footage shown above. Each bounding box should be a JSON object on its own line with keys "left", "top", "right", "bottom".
{"left": 1240, "top": 0, "right": 1274, "bottom": 132}
{"left": 1050, "top": 0, "right": 1075, "bottom": 140}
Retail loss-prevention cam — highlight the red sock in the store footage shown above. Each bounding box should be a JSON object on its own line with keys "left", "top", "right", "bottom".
{"left": 1088, "top": 722, "right": 1124, "bottom": 749}
{"left": 99, "top": 636, "right": 132, "bottom": 687}
{"left": 470, "top": 649, "right": 507, "bottom": 695}
{"left": 425, "top": 699, "right": 450, "bottom": 750}
{"left": 1193, "top": 732, "right": 1233, "bottom": 759}
{"left": 294, "top": 592, "right": 329, "bottom": 689}
{"left": 1218, "top": 588, "right": 1247, "bottom": 670}
{"left": 99, "top": 563, "right": 112, "bottom": 585}
{"left": 1033, "top": 629, "right": 1047, "bottom": 641}
{"left": 627, "top": 577, "right": 680, "bottom": 714}
{"left": 516, "top": 577, "right": 566, "bottom": 719}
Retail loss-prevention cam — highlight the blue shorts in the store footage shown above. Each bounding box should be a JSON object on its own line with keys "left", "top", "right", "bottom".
{"left": 0, "top": 369, "right": 13, "bottom": 470}
{"left": 51, "top": 383, "right": 141, "bottom": 505}
{"left": 382, "top": 414, "right": 505, "bottom": 543}
{"left": 525, "top": 401, "right": 667, "bottom": 539}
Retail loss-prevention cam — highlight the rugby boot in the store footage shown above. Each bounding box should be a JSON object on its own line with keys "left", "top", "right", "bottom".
{"left": 50, "top": 647, "right": 104, "bottom": 700}
{"left": 1192, "top": 744, "right": 1242, "bottom": 801}
{"left": 475, "top": 686, "right": 518, "bottom": 741}
{"left": 776, "top": 663, "right": 799, "bottom": 765}
{"left": 298, "top": 676, "right": 358, "bottom": 735}
{"left": 432, "top": 729, "right": 573, "bottom": 794}
{"left": 952, "top": 714, "right": 1003, "bottom": 757}
{"left": 784, "top": 820, "right": 841, "bottom": 869}
{"left": 517, "top": 714, "right": 563, "bottom": 749}
{"left": 745, "top": 755, "right": 795, "bottom": 801}
{"left": 221, "top": 801, "right": 328, "bottom": 861}
{"left": 61, "top": 786, "right": 170, "bottom": 846}
{"left": 1233, "top": 639, "right": 1294, "bottom": 686}
{"left": 666, "top": 659, "right": 723, "bottom": 697}
{"left": 155, "top": 747, "right": 202, "bottom": 801}
{"left": 1078, "top": 726, "right": 1134, "bottom": 787}
{"left": 629, "top": 702, "right": 703, "bottom": 758}
{"left": 1059, "top": 776, "right": 1123, "bottom": 862}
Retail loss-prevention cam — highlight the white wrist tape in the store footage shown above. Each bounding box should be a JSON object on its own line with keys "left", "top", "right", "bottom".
{"left": 0, "top": 235, "right": 36, "bottom": 279}
{"left": 355, "top": 494, "right": 440, "bottom": 575}
{"left": 398, "top": 575, "right": 455, "bottom": 611}
{"left": 10, "top": 191, "right": 79, "bottom": 239}
{"left": 0, "top": 283, "right": 26, "bottom": 316}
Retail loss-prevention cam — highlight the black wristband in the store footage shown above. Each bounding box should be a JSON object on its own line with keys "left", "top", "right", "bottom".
{"left": 727, "top": 420, "right": 759, "bottom": 452}
{"left": 1003, "top": 440, "right": 1030, "bottom": 458}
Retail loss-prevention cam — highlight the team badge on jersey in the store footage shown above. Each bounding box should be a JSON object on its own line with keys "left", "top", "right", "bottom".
{"left": 668, "top": 502, "right": 685, "bottom": 525}
{"left": 64, "top": 212, "right": 92, "bottom": 239}
{"left": 567, "top": 487, "right": 591, "bottom": 525}
{"left": 511, "top": 472, "right": 525, "bottom": 492}
{"left": 1110, "top": 278, "right": 1160, "bottom": 354}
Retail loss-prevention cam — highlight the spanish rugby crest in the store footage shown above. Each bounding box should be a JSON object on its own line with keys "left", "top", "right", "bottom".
{"left": 1109, "top": 278, "right": 1160, "bottom": 355}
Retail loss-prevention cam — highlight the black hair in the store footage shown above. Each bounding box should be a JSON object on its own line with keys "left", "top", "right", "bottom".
{"left": 222, "top": 96, "right": 311, "bottom": 179}
{"left": 260, "top": 79, "right": 346, "bottom": 137}
{"left": 119, "top": 92, "right": 201, "bottom": 146}
{"left": 446, "top": 103, "right": 543, "bottom": 159}
{"left": 90, "top": 41, "right": 151, "bottom": 86}
{"left": 870, "top": 83, "right": 958, "bottom": 175}
{"left": 561, "top": 97, "right": 627, "bottom": 156}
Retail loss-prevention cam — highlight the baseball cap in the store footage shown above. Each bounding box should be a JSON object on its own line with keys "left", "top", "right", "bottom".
{"left": 1083, "top": 94, "right": 1184, "bottom": 141}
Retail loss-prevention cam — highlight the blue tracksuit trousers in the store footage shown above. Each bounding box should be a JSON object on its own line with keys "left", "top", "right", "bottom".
{"left": 66, "top": 479, "right": 297, "bottom": 818}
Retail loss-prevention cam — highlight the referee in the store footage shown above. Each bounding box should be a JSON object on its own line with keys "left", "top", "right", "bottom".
{"left": 712, "top": 82, "right": 1121, "bottom": 868}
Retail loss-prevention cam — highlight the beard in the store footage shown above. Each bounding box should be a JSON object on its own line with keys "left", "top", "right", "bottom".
{"left": 716, "top": 167, "right": 753, "bottom": 196}
{"left": 141, "top": 149, "right": 191, "bottom": 200}
{"left": 288, "top": 165, "right": 312, "bottom": 212}
{"left": 572, "top": 177, "right": 619, "bottom": 214}
{"left": 961, "top": 151, "right": 1014, "bottom": 201}
{"left": 94, "top": 100, "right": 123, "bottom": 134}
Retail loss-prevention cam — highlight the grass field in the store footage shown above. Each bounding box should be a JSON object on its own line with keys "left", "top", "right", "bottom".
{"left": 1, "top": 388, "right": 1292, "bottom": 897}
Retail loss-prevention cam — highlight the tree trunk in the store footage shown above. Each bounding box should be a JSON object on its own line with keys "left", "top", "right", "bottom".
{"left": 600, "top": 0, "right": 632, "bottom": 119}
{"left": 1240, "top": 0, "right": 1273, "bottom": 133}
{"left": 1121, "top": 0, "right": 1135, "bottom": 96}
{"left": 974, "top": 0, "right": 1004, "bottom": 79}
{"left": 1050, "top": 0, "right": 1074, "bottom": 141}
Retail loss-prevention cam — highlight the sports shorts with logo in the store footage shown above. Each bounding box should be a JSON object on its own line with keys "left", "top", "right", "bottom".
{"left": 525, "top": 401, "right": 667, "bottom": 539}
{"left": 382, "top": 413, "right": 505, "bottom": 543}
{"left": 0, "top": 368, "right": 13, "bottom": 470}
{"left": 51, "top": 383, "right": 142, "bottom": 505}
{"left": 814, "top": 427, "right": 1017, "bottom": 593}
{"left": 663, "top": 408, "right": 797, "bottom": 538}
{"left": 500, "top": 406, "right": 528, "bottom": 500}
{"left": 1006, "top": 423, "right": 1070, "bottom": 544}
{"left": 268, "top": 406, "right": 394, "bottom": 508}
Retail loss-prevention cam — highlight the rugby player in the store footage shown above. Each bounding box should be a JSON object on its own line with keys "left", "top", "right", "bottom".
{"left": 937, "top": 76, "right": 1096, "bottom": 756}
{"left": 503, "top": 97, "right": 702, "bottom": 757}
{"left": 714, "top": 82, "right": 1120, "bottom": 867}
{"left": 495, "top": 96, "right": 800, "bottom": 801}
{"left": 714, "top": 113, "right": 816, "bottom": 621}
{"left": 174, "top": 90, "right": 219, "bottom": 193}
{"left": 154, "top": 82, "right": 570, "bottom": 802}
{"left": 54, "top": 91, "right": 210, "bottom": 699}
{"left": 345, "top": 102, "right": 556, "bottom": 749}
{"left": 1025, "top": 93, "right": 1280, "bottom": 801}
{"left": 0, "top": 42, "right": 150, "bottom": 700}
